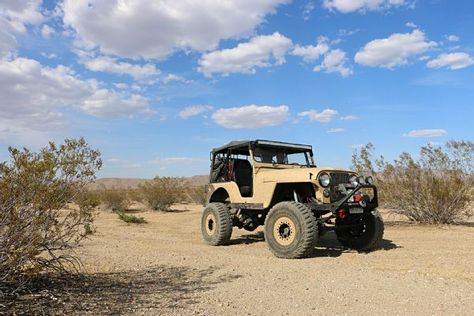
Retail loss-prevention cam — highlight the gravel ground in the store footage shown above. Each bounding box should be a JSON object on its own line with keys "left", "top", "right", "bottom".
{"left": 69, "top": 205, "right": 474, "bottom": 315}
{"left": 6, "top": 205, "right": 473, "bottom": 315}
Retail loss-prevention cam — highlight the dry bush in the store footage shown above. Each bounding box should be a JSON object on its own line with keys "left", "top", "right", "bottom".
{"left": 127, "top": 188, "right": 144, "bottom": 203}
{"left": 74, "top": 189, "right": 101, "bottom": 210}
{"left": 185, "top": 185, "right": 207, "bottom": 206}
{"left": 139, "top": 177, "right": 184, "bottom": 211}
{"left": 0, "top": 138, "right": 102, "bottom": 294}
{"left": 98, "top": 187, "right": 131, "bottom": 212}
{"left": 352, "top": 141, "right": 474, "bottom": 224}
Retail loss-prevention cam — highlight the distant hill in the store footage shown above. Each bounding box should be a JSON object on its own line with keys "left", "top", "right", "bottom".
{"left": 185, "top": 175, "right": 209, "bottom": 186}
{"left": 88, "top": 175, "right": 208, "bottom": 190}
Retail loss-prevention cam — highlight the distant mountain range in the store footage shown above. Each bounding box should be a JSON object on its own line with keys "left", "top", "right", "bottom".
{"left": 88, "top": 175, "right": 208, "bottom": 190}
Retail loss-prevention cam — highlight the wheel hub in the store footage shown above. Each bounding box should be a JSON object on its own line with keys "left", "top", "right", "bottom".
{"left": 205, "top": 213, "right": 216, "bottom": 236}
{"left": 273, "top": 216, "right": 296, "bottom": 246}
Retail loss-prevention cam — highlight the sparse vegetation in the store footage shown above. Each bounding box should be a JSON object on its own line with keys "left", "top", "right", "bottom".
{"left": 0, "top": 138, "right": 101, "bottom": 294}
{"left": 139, "top": 177, "right": 185, "bottom": 211}
{"left": 185, "top": 185, "right": 207, "bottom": 206}
{"left": 127, "top": 188, "right": 144, "bottom": 203}
{"left": 117, "top": 212, "right": 147, "bottom": 224}
{"left": 75, "top": 189, "right": 101, "bottom": 210}
{"left": 98, "top": 187, "right": 131, "bottom": 211}
{"left": 352, "top": 140, "right": 474, "bottom": 224}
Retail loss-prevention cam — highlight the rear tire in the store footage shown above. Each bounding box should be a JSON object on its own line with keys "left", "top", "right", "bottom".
{"left": 264, "top": 201, "right": 318, "bottom": 259}
{"left": 335, "top": 209, "right": 384, "bottom": 251}
{"left": 201, "top": 203, "right": 232, "bottom": 246}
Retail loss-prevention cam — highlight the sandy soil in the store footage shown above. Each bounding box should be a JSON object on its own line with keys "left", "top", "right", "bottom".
{"left": 6, "top": 205, "right": 474, "bottom": 315}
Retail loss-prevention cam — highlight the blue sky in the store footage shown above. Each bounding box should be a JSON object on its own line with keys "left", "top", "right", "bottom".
{"left": 1, "top": 0, "right": 473, "bottom": 177}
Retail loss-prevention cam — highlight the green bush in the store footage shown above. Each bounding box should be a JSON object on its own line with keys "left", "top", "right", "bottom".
{"left": 117, "top": 212, "right": 147, "bottom": 224}
{"left": 352, "top": 140, "right": 474, "bottom": 224}
{"left": 0, "top": 138, "right": 102, "bottom": 293}
{"left": 139, "top": 177, "right": 184, "bottom": 211}
{"left": 99, "top": 187, "right": 131, "bottom": 211}
{"left": 75, "top": 189, "right": 101, "bottom": 210}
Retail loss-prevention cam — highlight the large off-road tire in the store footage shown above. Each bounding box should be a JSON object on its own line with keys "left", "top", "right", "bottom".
{"left": 335, "top": 209, "right": 384, "bottom": 251}
{"left": 264, "top": 201, "right": 318, "bottom": 259}
{"left": 201, "top": 203, "right": 233, "bottom": 246}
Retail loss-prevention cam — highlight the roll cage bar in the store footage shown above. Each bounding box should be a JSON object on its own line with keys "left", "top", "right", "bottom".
{"left": 211, "top": 139, "right": 314, "bottom": 157}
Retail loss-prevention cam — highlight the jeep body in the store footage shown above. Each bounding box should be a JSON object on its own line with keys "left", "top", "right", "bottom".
{"left": 201, "top": 139, "right": 383, "bottom": 258}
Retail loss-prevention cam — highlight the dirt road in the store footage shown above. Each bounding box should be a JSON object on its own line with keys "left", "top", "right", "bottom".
{"left": 47, "top": 204, "right": 470, "bottom": 315}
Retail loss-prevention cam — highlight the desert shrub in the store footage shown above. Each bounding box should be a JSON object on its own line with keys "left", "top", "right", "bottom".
{"left": 98, "top": 187, "right": 131, "bottom": 212}
{"left": 84, "top": 222, "right": 95, "bottom": 235}
{"left": 75, "top": 189, "right": 101, "bottom": 210}
{"left": 352, "top": 141, "right": 474, "bottom": 224}
{"left": 139, "top": 177, "right": 184, "bottom": 211}
{"left": 0, "top": 138, "right": 102, "bottom": 294}
{"left": 117, "top": 212, "right": 147, "bottom": 224}
{"left": 127, "top": 188, "right": 144, "bottom": 203}
{"left": 185, "top": 185, "right": 208, "bottom": 206}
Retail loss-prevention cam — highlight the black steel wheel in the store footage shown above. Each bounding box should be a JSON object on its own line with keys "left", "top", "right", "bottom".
{"left": 335, "top": 209, "right": 384, "bottom": 251}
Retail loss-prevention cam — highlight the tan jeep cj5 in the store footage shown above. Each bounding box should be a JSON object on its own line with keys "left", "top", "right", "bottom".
{"left": 201, "top": 140, "right": 384, "bottom": 259}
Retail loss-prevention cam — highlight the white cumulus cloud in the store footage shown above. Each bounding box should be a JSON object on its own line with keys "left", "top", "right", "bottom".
{"left": 323, "top": 0, "right": 412, "bottom": 13}
{"left": 340, "top": 115, "right": 358, "bottom": 121}
{"left": 1, "top": 0, "right": 44, "bottom": 55}
{"left": 291, "top": 36, "right": 352, "bottom": 77}
{"left": 403, "top": 129, "right": 447, "bottom": 138}
{"left": 314, "top": 49, "right": 352, "bottom": 77}
{"left": 41, "top": 24, "right": 55, "bottom": 38}
{"left": 298, "top": 108, "right": 338, "bottom": 123}
{"left": 179, "top": 105, "right": 213, "bottom": 119}
{"left": 62, "top": 0, "right": 289, "bottom": 60}
{"left": 291, "top": 36, "right": 329, "bottom": 62}
{"left": 427, "top": 53, "right": 474, "bottom": 70}
{"left": 355, "top": 29, "right": 437, "bottom": 69}
{"left": 0, "top": 57, "right": 97, "bottom": 129}
{"left": 81, "top": 89, "right": 154, "bottom": 119}
{"left": 0, "top": 56, "right": 155, "bottom": 134}
{"left": 212, "top": 105, "right": 288, "bottom": 128}
{"left": 0, "top": 19, "right": 18, "bottom": 56}
{"left": 198, "top": 32, "right": 293, "bottom": 76}
{"left": 302, "top": 1, "right": 316, "bottom": 20}
{"left": 0, "top": 0, "right": 44, "bottom": 25}
{"left": 446, "top": 35, "right": 460, "bottom": 42}
{"left": 82, "top": 56, "right": 159, "bottom": 79}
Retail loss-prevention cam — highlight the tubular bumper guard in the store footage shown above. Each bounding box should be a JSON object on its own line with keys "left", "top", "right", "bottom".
{"left": 310, "top": 184, "right": 378, "bottom": 214}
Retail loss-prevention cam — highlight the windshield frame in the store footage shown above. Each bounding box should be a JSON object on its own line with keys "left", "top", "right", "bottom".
{"left": 251, "top": 145, "right": 315, "bottom": 167}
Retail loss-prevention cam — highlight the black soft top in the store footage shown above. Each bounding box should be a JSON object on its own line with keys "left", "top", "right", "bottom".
{"left": 211, "top": 139, "right": 313, "bottom": 155}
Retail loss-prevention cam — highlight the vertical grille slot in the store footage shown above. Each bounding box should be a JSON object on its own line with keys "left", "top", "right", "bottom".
{"left": 329, "top": 172, "right": 350, "bottom": 202}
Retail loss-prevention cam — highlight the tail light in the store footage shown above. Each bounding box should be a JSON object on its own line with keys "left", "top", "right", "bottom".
{"left": 337, "top": 209, "right": 346, "bottom": 219}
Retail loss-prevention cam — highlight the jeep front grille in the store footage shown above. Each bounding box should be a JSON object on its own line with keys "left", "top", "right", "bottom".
{"left": 330, "top": 172, "right": 350, "bottom": 186}
{"left": 329, "top": 172, "right": 351, "bottom": 202}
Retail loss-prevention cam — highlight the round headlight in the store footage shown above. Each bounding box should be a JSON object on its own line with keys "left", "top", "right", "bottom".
{"left": 356, "top": 175, "right": 365, "bottom": 184}
{"left": 366, "top": 176, "right": 374, "bottom": 185}
{"left": 349, "top": 175, "right": 358, "bottom": 187}
{"left": 318, "top": 173, "right": 330, "bottom": 187}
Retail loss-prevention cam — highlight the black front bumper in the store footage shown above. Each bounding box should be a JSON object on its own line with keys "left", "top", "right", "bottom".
{"left": 309, "top": 184, "right": 378, "bottom": 214}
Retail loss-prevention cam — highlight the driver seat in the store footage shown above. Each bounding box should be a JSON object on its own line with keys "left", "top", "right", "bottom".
{"left": 232, "top": 159, "right": 253, "bottom": 197}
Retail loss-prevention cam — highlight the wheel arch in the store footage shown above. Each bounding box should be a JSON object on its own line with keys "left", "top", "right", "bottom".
{"left": 209, "top": 187, "right": 230, "bottom": 203}
{"left": 268, "top": 182, "right": 315, "bottom": 209}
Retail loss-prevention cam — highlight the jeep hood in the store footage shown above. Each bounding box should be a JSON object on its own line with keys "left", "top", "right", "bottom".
{"left": 257, "top": 166, "right": 355, "bottom": 183}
